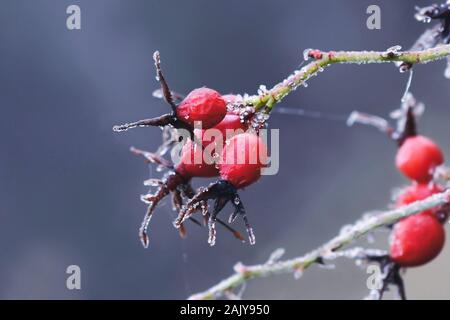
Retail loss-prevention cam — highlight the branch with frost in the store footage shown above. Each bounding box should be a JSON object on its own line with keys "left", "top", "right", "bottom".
{"left": 244, "top": 44, "right": 450, "bottom": 113}
{"left": 188, "top": 190, "right": 450, "bottom": 300}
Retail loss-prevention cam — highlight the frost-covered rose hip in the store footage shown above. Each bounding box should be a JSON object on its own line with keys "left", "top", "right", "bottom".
{"left": 396, "top": 183, "right": 443, "bottom": 205}
{"left": 213, "top": 112, "right": 248, "bottom": 140}
{"left": 129, "top": 97, "right": 261, "bottom": 248}
{"left": 113, "top": 51, "right": 226, "bottom": 140}
{"left": 195, "top": 111, "right": 249, "bottom": 154}
{"left": 219, "top": 132, "right": 268, "bottom": 188}
{"left": 390, "top": 171, "right": 446, "bottom": 268}
{"left": 129, "top": 94, "right": 259, "bottom": 247}
{"left": 131, "top": 131, "right": 245, "bottom": 248}
{"left": 396, "top": 183, "right": 446, "bottom": 222}
{"left": 175, "top": 132, "right": 268, "bottom": 246}
{"left": 175, "top": 140, "right": 219, "bottom": 178}
{"left": 396, "top": 135, "right": 444, "bottom": 183}
{"left": 389, "top": 212, "right": 445, "bottom": 267}
{"left": 390, "top": 181, "right": 446, "bottom": 267}
{"left": 176, "top": 88, "right": 227, "bottom": 129}
{"left": 348, "top": 95, "right": 445, "bottom": 184}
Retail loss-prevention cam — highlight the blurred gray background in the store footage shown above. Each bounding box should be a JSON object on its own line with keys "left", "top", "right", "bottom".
{"left": 1, "top": 0, "right": 450, "bottom": 299}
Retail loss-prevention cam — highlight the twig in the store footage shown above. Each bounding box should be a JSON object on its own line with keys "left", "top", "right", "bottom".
{"left": 188, "top": 190, "right": 450, "bottom": 300}
{"left": 245, "top": 45, "right": 450, "bottom": 113}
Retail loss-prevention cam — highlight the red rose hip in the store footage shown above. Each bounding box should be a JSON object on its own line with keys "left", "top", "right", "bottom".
{"left": 196, "top": 111, "right": 249, "bottom": 149}
{"left": 396, "top": 135, "right": 444, "bottom": 183}
{"left": 390, "top": 213, "right": 445, "bottom": 267}
{"left": 113, "top": 52, "right": 227, "bottom": 139}
{"left": 396, "top": 183, "right": 444, "bottom": 221}
{"left": 220, "top": 132, "right": 268, "bottom": 189}
{"left": 175, "top": 140, "right": 219, "bottom": 178}
{"left": 176, "top": 132, "right": 269, "bottom": 245}
{"left": 176, "top": 88, "right": 227, "bottom": 129}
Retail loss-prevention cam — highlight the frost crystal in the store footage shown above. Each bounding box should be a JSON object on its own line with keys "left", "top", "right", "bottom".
{"left": 382, "top": 45, "right": 402, "bottom": 58}
{"left": 152, "top": 89, "right": 163, "bottom": 99}
{"left": 339, "top": 224, "right": 353, "bottom": 235}
{"left": 143, "top": 179, "right": 162, "bottom": 187}
{"left": 267, "top": 248, "right": 285, "bottom": 264}
{"left": 347, "top": 111, "right": 390, "bottom": 133}
{"left": 257, "top": 85, "right": 268, "bottom": 96}
{"left": 303, "top": 48, "right": 312, "bottom": 61}
{"left": 251, "top": 111, "right": 270, "bottom": 130}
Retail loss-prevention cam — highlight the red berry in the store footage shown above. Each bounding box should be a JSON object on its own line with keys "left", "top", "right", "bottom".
{"left": 219, "top": 132, "right": 268, "bottom": 189}
{"left": 396, "top": 135, "right": 444, "bottom": 183}
{"left": 176, "top": 88, "right": 227, "bottom": 129}
{"left": 397, "top": 183, "right": 443, "bottom": 205}
{"left": 180, "top": 112, "right": 249, "bottom": 178}
{"left": 214, "top": 112, "right": 248, "bottom": 139}
{"left": 196, "top": 112, "right": 248, "bottom": 146}
{"left": 396, "top": 183, "right": 443, "bottom": 220}
{"left": 390, "top": 212, "right": 445, "bottom": 267}
{"left": 175, "top": 140, "right": 219, "bottom": 178}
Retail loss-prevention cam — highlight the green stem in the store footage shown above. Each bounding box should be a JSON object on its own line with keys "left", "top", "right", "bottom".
{"left": 188, "top": 190, "right": 450, "bottom": 300}
{"left": 246, "top": 45, "right": 450, "bottom": 112}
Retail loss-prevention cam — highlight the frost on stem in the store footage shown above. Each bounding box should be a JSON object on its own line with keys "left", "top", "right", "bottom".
{"left": 347, "top": 111, "right": 392, "bottom": 135}
{"left": 398, "top": 2, "right": 450, "bottom": 72}
{"left": 347, "top": 92, "right": 424, "bottom": 146}
{"left": 382, "top": 45, "right": 403, "bottom": 59}
{"left": 242, "top": 2, "right": 450, "bottom": 115}
{"left": 266, "top": 248, "right": 286, "bottom": 264}
{"left": 247, "top": 43, "right": 450, "bottom": 115}
{"left": 188, "top": 190, "right": 450, "bottom": 300}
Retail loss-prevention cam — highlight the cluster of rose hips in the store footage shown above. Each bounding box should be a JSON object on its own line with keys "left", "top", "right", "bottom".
{"left": 113, "top": 52, "right": 268, "bottom": 247}
{"left": 350, "top": 94, "right": 447, "bottom": 298}
{"left": 112, "top": 2, "right": 450, "bottom": 299}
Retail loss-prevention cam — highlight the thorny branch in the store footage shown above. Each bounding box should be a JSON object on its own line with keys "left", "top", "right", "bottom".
{"left": 188, "top": 190, "right": 450, "bottom": 300}
{"left": 135, "top": 3, "right": 450, "bottom": 299}
{"left": 244, "top": 44, "right": 450, "bottom": 113}
{"left": 190, "top": 7, "right": 450, "bottom": 299}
